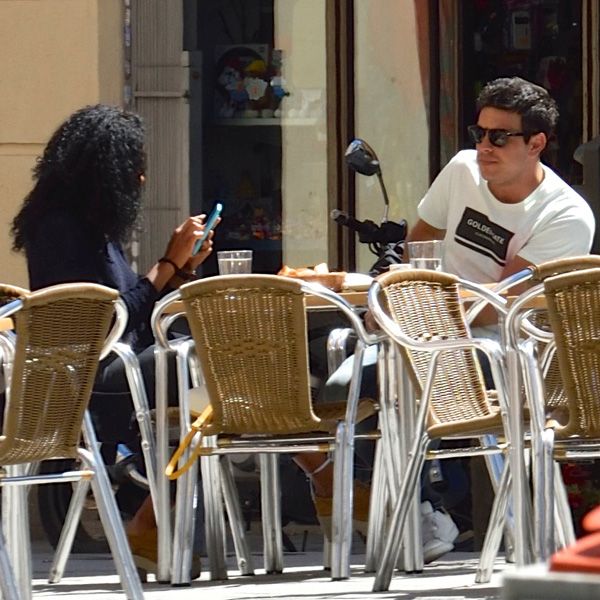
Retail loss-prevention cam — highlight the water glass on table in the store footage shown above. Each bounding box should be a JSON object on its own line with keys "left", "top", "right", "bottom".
{"left": 406, "top": 240, "right": 444, "bottom": 271}
{"left": 217, "top": 250, "right": 253, "bottom": 274}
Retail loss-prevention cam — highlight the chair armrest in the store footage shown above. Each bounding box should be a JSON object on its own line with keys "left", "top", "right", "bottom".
{"left": 151, "top": 288, "right": 184, "bottom": 349}
{"left": 465, "top": 268, "right": 533, "bottom": 324}
{"left": 99, "top": 298, "right": 128, "bottom": 360}
{"left": 326, "top": 327, "right": 357, "bottom": 376}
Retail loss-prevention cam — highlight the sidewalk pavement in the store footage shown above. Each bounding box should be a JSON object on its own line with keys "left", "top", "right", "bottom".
{"left": 31, "top": 538, "right": 508, "bottom": 599}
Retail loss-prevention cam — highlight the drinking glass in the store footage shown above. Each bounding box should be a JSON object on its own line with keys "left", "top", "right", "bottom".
{"left": 217, "top": 250, "right": 253, "bottom": 274}
{"left": 406, "top": 240, "right": 444, "bottom": 271}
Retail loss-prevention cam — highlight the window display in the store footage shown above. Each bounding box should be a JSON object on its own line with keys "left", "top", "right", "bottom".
{"left": 187, "top": 0, "right": 328, "bottom": 275}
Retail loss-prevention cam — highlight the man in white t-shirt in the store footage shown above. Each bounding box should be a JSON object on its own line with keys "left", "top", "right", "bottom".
{"left": 346, "top": 77, "right": 594, "bottom": 562}
{"left": 401, "top": 76, "right": 595, "bottom": 559}
{"left": 409, "top": 77, "right": 595, "bottom": 284}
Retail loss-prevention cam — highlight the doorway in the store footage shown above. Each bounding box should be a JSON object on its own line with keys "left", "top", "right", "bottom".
{"left": 185, "top": 0, "right": 282, "bottom": 275}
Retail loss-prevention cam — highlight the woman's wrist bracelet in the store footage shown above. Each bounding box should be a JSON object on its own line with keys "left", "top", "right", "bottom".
{"left": 158, "top": 257, "right": 179, "bottom": 272}
{"left": 158, "top": 257, "right": 198, "bottom": 282}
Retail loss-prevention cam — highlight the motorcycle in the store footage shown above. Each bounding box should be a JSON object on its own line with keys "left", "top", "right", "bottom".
{"left": 335, "top": 138, "right": 408, "bottom": 273}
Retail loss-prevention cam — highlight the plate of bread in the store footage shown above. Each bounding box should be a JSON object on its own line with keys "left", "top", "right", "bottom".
{"left": 278, "top": 263, "right": 346, "bottom": 291}
{"left": 278, "top": 263, "right": 373, "bottom": 292}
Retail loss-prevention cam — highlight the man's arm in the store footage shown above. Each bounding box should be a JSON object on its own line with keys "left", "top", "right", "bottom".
{"left": 470, "top": 254, "right": 533, "bottom": 327}
{"left": 406, "top": 219, "right": 445, "bottom": 243}
{"left": 403, "top": 219, "right": 446, "bottom": 263}
{"left": 499, "top": 254, "right": 534, "bottom": 289}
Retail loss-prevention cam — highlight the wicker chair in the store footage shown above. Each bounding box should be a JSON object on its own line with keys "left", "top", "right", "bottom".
{"left": 152, "top": 274, "right": 381, "bottom": 583}
{"left": 367, "top": 269, "right": 515, "bottom": 591}
{"left": 497, "top": 256, "right": 600, "bottom": 560}
{"left": 0, "top": 283, "right": 143, "bottom": 600}
{"left": 464, "top": 255, "right": 600, "bottom": 564}
{"left": 508, "top": 266, "right": 600, "bottom": 563}
{"left": 0, "top": 284, "right": 28, "bottom": 303}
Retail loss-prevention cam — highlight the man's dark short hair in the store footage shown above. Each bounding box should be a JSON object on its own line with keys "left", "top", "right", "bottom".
{"left": 476, "top": 77, "right": 559, "bottom": 141}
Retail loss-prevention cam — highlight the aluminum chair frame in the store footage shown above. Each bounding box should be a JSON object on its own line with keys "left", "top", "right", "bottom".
{"left": 467, "top": 256, "right": 600, "bottom": 566}
{"left": 503, "top": 256, "right": 600, "bottom": 562}
{"left": 507, "top": 267, "right": 600, "bottom": 562}
{"left": 367, "top": 270, "right": 519, "bottom": 592}
{"left": 324, "top": 325, "right": 392, "bottom": 573}
{"left": 0, "top": 526, "right": 20, "bottom": 600}
{"left": 0, "top": 284, "right": 144, "bottom": 600}
{"left": 152, "top": 274, "right": 384, "bottom": 582}
{"left": 0, "top": 319, "right": 21, "bottom": 600}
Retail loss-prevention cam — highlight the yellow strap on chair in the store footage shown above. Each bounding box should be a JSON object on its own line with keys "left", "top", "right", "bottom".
{"left": 165, "top": 404, "right": 213, "bottom": 480}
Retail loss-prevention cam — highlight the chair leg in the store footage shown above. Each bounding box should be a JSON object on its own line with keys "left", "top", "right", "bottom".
{"left": 480, "top": 436, "right": 515, "bottom": 562}
{"left": 48, "top": 478, "right": 91, "bottom": 583}
{"left": 506, "top": 347, "right": 531, "bottom": 567}
{"left": 377, "top": 341, "right": 414, "bottom": 574}
{"left": 364, "top": 342, "right": 388, "bottom": 574}
{"left": 154, "top": 344, "right": 173, "bottom": 583}
{"left": 0, "top": 523, "right": 20, "bottom": 600}
{"left": 322, "top": 536, "right": 331, "bottom": 571}
{"left": 113, "top": 342, "right": 158, "bottom": 516}
{"left": 331, "top": 341, "right": 368, "bottom": 581}
{"left": 80, "top": 414, "right": 144, "bottom": 600}
{"left": 3, "top": 465, "right": 32, "bottom": 600}
{"left": 171, "top": 338, "right": 204, "bottom": 585}
{"left": 538, "top": 427, "right": 556, "bottom": 561}
{"left": 553, "top": 462, "right": 575, "bottom": 549}
{"left": 220, "top": 457, "right": 254, "bottom": 575}
{"left": 372, "top": 435, "right": 428, "bottom": 592}
{"left": 201, "top": 451, "right": 228, "bottom": 580}
{"left": 475, "top": 460, "right": 511, "bottom": 583}
{"left": 395, "top": 357, "right": 423, "bottom": 574}
{"left": 371, "top": 341, "right": 404, "bottom": 573}
{"left": 170, "top": 458, "right": 199, "bottom": 586}
{"left": 259, "top": 453, "right": 283, "bottom": 574}
{"left": 331, "top": 421, "right": 355, "bottom": 581}
{"left": 364, "top": 440, "right": 386, "bottom": 572}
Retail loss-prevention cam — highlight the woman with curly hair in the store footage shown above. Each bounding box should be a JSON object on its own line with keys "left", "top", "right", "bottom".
{"left": 11, "top": 104, "right": 213, "bottom": 577}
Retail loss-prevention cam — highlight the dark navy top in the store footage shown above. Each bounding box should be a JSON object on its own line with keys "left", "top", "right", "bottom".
{"left": 25, "top": 211, "right": 159, "bottom": 352}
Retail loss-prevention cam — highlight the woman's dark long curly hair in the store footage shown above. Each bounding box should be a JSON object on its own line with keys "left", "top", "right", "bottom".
{"left": 12, "top": 104, "right": 146, "bottom": 251}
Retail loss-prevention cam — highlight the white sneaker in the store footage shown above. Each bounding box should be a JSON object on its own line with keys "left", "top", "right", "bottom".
{"left": 420, "top": 501, "right": 459, "bottom": 564}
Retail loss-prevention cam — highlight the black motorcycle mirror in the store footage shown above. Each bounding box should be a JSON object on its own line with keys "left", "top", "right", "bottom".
{"left": 345, "top": 138, "right": 390, "bottom": 223}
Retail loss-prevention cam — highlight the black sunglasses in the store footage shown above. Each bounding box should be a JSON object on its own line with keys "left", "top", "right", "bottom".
{"left": 467, "top": 124, "right": 525, "bottom": 148}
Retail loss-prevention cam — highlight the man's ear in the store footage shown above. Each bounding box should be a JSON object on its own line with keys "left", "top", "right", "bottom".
{"left": 529, "top": 132, "right": 547, "bottom": 157}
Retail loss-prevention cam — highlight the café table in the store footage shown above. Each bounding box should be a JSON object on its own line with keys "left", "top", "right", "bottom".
{"left": 150, "top": 272, "right": 531, "bottom": 583}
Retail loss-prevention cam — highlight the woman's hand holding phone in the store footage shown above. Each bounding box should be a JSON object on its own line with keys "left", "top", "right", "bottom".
{"left": 193, "top": 203, "right": 223, "bottom": 255}
{"left": 151, "top": 213, "right": 214, "bottom": 291}
{"left": 162, "top": 210, "right": 220, "bottom": 270}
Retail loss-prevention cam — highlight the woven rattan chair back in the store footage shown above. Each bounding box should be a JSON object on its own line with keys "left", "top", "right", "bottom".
{"left": 529, "top": 255, "right": 600, "bottom": 284}
{"left": 543, "top": 268, "right": 600, "bottom": 438}
{"left": 179, "top": 275, "right": 323, "bottom": 436}
{"left": 0, "top": 283, "right": 119, "bottom": 464}
{"left": 377, "top": 269, "right": 494, "bottom": 428}
{"left": 528, "top": 256, "right": 600, "bottom": 419}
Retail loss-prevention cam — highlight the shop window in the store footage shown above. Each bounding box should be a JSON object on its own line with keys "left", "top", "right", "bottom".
{"left": 186, "top": 0, "right": 329, "bottom": 275}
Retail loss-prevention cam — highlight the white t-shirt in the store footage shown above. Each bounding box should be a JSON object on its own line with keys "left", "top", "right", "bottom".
{"left": 417, "top": 150, "right": 595, "bottom": 283}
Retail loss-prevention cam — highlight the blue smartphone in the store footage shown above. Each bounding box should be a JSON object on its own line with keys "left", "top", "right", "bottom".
{"left": 193, "top": 203, "right": 223, "bottom": 255}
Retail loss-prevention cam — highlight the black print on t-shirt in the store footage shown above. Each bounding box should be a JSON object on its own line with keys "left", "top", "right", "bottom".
{"left": 454, "top": 207, "right": 514, "bottom": 267}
